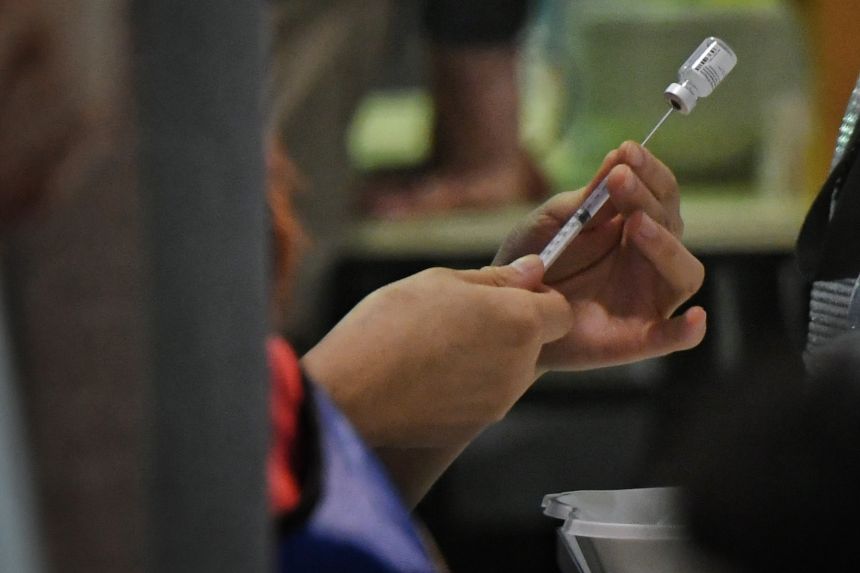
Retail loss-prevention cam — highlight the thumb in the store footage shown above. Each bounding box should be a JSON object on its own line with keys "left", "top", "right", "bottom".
{"left": 466, "top": 254, "right": 546, "bottom": 290}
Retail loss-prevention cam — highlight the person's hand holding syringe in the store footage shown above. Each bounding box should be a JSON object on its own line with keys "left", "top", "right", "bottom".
{"left": 540, "top": 37, "right": 737, "bottom": 269}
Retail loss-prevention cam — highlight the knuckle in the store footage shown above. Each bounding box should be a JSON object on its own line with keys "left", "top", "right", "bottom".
{"left": 655, "top": 173, "right": 679, "bottom": 201}
{"left": 692, "top": 260, "right": 706, "bottom": 291}
{"left": 682, "top": 261, "right": 706, "bottom": 297}
{"left": 470, "top": 393, "right": 509, "bottom": 427}
{"left": 607, "top": 166, "right": 631, "bottom": 196}
{"left": 555, "top": 294, "right": 575, "bottom": 329}
{"left": 651, "top": 211, "right": 668, "bottom": 229}
{"left": 421, "top": 266, "right": 449, "bottom": 281}
{"left": 603, "top": 148, "right": 620, "bottom": 167}
{"left": 488, "top": 403, "right": 509, "bottom": 425}
{"left": 667, "top": 170, "right": 679, "bottom": 191}
{"left": 370, "top": 281, "right": 407, "bottom": 307}
{"left": 503, "top": 303, "right": 542, "bottom": 345}
{"left": 619, "top": 140, "right": 636, "bottom": 160}
{"left": 654, "top": 234, "right": 676, "bottom": 261}
{"left": 538, "top": 190, "right": 580, "bottom": 228}
{"left": 482, "top": 266, "right": 508, "bottom": 288}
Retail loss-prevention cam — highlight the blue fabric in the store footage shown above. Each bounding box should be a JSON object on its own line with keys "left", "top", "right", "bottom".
{"left": 278, "top": 384, "right": 435, "bottom": 572}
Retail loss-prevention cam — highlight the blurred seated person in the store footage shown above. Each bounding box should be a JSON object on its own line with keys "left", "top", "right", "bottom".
{"left": 266, "top": 137, "right": 708, "bottom": 570}
{"left": 0, "top": 2, "right": 130, "bottom": 570}
{"left": 682, "top": 72, "right": 860, "bottom": 573}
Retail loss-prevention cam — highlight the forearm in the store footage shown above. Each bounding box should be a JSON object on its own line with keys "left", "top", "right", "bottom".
{"left": 375, "top": 443, "right": 470, "bottom": 508}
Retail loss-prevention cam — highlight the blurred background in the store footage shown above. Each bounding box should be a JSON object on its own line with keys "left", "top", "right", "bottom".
{"left": 276, "top": 0, "right": 860, "bottom": 571}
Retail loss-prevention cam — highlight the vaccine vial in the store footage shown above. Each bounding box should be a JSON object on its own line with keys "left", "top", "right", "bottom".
{"left": 664, "top": 37, "right": 737, "bottom": 115}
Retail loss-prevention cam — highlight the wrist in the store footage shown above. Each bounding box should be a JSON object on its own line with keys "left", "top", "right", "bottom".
{"left": 300, "top": 346, "right": 370, "bottom": 435}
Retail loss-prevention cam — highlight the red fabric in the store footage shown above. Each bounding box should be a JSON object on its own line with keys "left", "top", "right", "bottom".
{"left": 268, "top": 336, "right": 305, "bottom": 515}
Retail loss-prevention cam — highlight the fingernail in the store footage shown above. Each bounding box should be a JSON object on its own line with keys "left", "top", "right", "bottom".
{"left": 510, "top": 254, "right": 544, "bottom": 275}
{"left": 638, "top": 212, "right": 658, "bottom": 238}
{"left": 627, "top": 143, "right": 644, "bottom": 168}
{"left": 621, "top": 168, "right": 635, "bottom": 194}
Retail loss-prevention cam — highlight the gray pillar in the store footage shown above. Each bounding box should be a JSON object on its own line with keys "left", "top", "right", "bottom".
{"left": 132, "top": 1, "right": 270, "bottom": 571}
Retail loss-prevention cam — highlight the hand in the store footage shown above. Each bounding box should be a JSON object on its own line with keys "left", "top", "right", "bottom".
{"left": 495, "top": 141, "right": 707, "bottom": 372}
{"left": 301, "top": 256, "right": 571, "bottom": 447}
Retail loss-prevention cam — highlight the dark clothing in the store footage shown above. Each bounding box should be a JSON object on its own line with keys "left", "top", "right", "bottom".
{"left": 685, "top": 332, "right": 860, "bottom": 573}
{"left": 797, "top": 125, "right": 860, "bottom": 282}
{"left": 797, "top": 79, "right": 860, "bottom": 365}
{"left": 424, "top": 0, "right": 531, "bottom": 46}
{"left": 686, "top": 73, "right": 860, "bottom": 573}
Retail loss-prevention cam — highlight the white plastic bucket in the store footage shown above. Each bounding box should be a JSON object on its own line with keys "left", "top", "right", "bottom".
{"left": 543, "top": 487, "right": 731, "bottom": 573}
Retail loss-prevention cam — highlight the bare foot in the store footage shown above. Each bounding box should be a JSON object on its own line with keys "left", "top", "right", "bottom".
{"left": 358, "top": 153, "right": 549, "bottom": 219}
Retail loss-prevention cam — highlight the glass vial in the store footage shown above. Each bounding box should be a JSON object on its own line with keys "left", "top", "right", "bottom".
{"left": 664, "top": 37, "right": 737, "bottom": 115}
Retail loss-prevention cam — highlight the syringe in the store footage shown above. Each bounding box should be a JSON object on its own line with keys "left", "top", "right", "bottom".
{"left": 539, "top": 37, "right": 737, "bottom": 269}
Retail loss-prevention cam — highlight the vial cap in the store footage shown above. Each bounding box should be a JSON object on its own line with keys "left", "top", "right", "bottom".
{"left": 664, "top": 82, "right": 697, "bottom": 115}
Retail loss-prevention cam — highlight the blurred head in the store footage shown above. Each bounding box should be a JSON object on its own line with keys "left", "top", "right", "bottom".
{"left": 266, "top": 135, "right": 308, "bottom": 330}
{"left": 1, "top": 4, "right": 70, "bottom": 224}
{"left": 0, "top": 1, "right": 117, "bottom": 229}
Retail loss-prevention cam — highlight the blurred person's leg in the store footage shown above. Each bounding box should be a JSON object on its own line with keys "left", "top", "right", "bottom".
{"left": 358, "top": 0, "right": 548, "bottom": 220}
{"left": 359, "top": 43, "right": 548, "bottom": 220}
{"left": 1, "top": 2, "right": 145, "bottom": 571}
{"left": 5, "top": 1, "right": 272, "bottom": 572}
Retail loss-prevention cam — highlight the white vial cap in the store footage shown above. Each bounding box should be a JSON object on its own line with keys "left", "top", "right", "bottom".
{"left": 664, "top": 82, "right": 696, "bottom": 115}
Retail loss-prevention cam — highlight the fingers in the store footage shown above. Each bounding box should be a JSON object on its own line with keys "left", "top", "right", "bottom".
{"left": 644, "top": 306, "right": 708, "bottom": 355}
{"left": 458, "top": 256, "right": 572, "bottom": 343}
{"left": 580, "top": 149, "right": 623, "bottom": 228}
{"left": 542, "top": 142, "right": 681, "bottom": 238}
{"left": 617, "top": 141, "right": 679, "bottom": 208}
{"left": 530, "top": 287, "right": 574, "bottom": 344}
{"left": 530, "top": 188, "right": 589, "bottom": 230}
{"left": 604, "top": 164, "right": 664, "bottom": 224}
{"left": 606, "top": 142, "right": 682, "bottom": 237}
{"left": 627, "top": 211, "right": 705, "bottom": 315}
{"left": 495, "top": 142, "right": 683, "bottom": 277}
{"left": 461, "top": 254, "right": 546, "bottom": 290}
{"left": 542, "top": 215, "right": 623, "bottom": 285}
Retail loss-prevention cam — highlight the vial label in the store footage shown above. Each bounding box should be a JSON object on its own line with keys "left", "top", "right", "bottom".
{"left": 682, "top": 38, "right": 737, "bottom": 97}
{"left": 692, "top": 44, "right": 725, "bottom": 89}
